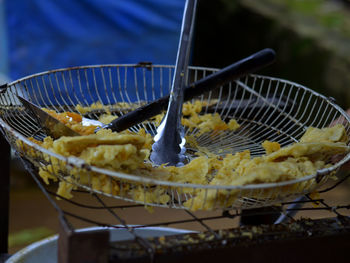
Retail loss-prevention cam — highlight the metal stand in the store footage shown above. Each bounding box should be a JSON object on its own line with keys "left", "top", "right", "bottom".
{"left": 18, "top": 156, "right": 110, "bottom": 263}
{"left": 0, "top": 133, "right": 11, "bottom": 262}
{"left": 1, "top": 135, "right": 350, "bottom": 262}
{"left": 108, "top": 217, "right": 350, "bottom": 263}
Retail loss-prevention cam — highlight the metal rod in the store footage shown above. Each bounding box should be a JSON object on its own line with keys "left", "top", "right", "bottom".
{"left": 274, "top": 196, "right": 307, "bottom": 224}
{"left": 151, "top": 0, "right": 197, "bottom": 166}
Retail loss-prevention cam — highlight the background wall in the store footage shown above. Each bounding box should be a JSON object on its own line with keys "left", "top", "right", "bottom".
{"left": 192, "top": 0, "right": 350, "bottom": 108}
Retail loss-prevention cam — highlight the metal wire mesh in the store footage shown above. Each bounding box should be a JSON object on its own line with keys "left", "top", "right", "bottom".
{"left": 1, "top": 64, "right": 350, "bottom": 211}
{"left": 18, "top": 155, "right": 350, "bottom": 255}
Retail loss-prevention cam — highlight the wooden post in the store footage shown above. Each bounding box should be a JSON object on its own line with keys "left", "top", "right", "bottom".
{"left": 58, "top": 216, "right": 110, "bottom": 263}
{"left": 0, "top": 133, "right": 10, "bottom": 261}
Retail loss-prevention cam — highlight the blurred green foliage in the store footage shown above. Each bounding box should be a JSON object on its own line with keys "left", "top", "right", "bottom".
{"left": 193, "top": 0, "right": 350, "bottom": 108}
{"left": 9, "top": 227, "right": 55, "bottom": 248}
{"left": 265, "top": 0, "right": 350, "bottom": 36}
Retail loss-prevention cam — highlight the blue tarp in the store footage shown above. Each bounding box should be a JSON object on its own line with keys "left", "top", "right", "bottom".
{"left": 5, "top": 0, "right": 185, "bottom": 80}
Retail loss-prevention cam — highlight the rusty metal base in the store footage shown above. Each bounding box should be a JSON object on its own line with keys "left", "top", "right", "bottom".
{"left": 55, "top": 216, "right": 350, "bottom": 263}
{"left": 108, "top": 216, "right": 350, "bottom": 263}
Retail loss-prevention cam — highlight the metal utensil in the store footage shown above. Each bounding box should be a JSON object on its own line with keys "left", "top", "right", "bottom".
{"left": 150, "top": 0, "right": 197, "bottom": 166}
{"left": 17, "top": 95, "right": 80, "bottom": 139}
{"left": 17, "top": 95, "right": 101, "bottom": 139}
{"left": 17, "top": 49, "right": 275, "bottom": 141}
{"left": 101, "top": 48, "right": 276, "bottom": 132}
{"left": 3, "top": 64, "right": 348, "bottom": 211}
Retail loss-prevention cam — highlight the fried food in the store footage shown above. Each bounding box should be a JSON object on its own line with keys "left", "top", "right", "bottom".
{"left": 19, "top": 101, "right": 349, "bottom": 211}
{"left": 184, "top": 125, "right": 348, "bottom": 210}
{"left": 43, "top": 109, "right": 97, "bottom": 135}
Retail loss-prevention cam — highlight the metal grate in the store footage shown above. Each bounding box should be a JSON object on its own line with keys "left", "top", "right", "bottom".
{"left": 1, "top": 64, "right": 350, "bottom": 212}
{"left": 1, "top": 64, "right": 350, "bottom": 262}
{"left": 18, "top": 155, "right": 350, "bottom": 263}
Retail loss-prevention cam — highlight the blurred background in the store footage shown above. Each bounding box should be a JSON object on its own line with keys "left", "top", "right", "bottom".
{"left": 1, "top": 0, "right": 350, "bottom": 253}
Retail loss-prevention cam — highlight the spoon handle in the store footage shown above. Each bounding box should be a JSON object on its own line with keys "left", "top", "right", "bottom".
{"left": 102, "top": 48, "right": 276, "bottom": 132}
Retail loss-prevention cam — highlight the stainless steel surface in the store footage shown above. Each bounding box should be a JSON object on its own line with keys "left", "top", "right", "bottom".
{"left": 17, "top": 95, "right": 80, "bottom": 139}
{"left": 151, "top": 0, "right": 197, "bottom": 166}
{"left": 81, "top": 117, "right": 102, "bottom": 127}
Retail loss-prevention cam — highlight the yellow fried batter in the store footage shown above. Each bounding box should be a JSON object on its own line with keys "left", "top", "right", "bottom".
{"left": 19, "top": 101, "right": 349, "bottom": 211}
{"left": 52, "top": 129, "right": 147, "bottom": 156}
{"left": 183, "top": 125, "right": 348, "bottom": 210}
{"left": 300, "top": 124, "right": 347, "bottom": 143}
{"left": 262, "top": 141, "right": 281, "bottom": 154}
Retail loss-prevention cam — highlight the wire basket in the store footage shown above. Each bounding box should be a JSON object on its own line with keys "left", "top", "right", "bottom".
{"left": 1, "top": 64, "right": 350, "bottom": 211}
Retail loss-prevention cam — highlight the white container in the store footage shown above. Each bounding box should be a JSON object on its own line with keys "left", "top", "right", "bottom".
{"left": 7, "top": 226, "right": 193, "bottom": 263}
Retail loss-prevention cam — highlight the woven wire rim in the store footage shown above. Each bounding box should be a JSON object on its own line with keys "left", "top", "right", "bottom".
{"left": 1, "top": 64, "right": 350, "bottom": 191}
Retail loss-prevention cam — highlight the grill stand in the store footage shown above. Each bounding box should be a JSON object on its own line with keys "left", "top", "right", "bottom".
{"left": 108, "top": 217, "right": 350, "bottom": 263}
{"left": 1, "top": 139, "right": 350, "bottom": 262}
{"left": 1, "top": 146, "right": 350, "bottom": 262}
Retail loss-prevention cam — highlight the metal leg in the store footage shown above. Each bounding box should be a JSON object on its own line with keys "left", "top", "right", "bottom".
{"left": 0, "top": 133, "right": 10, "bottom": 261}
